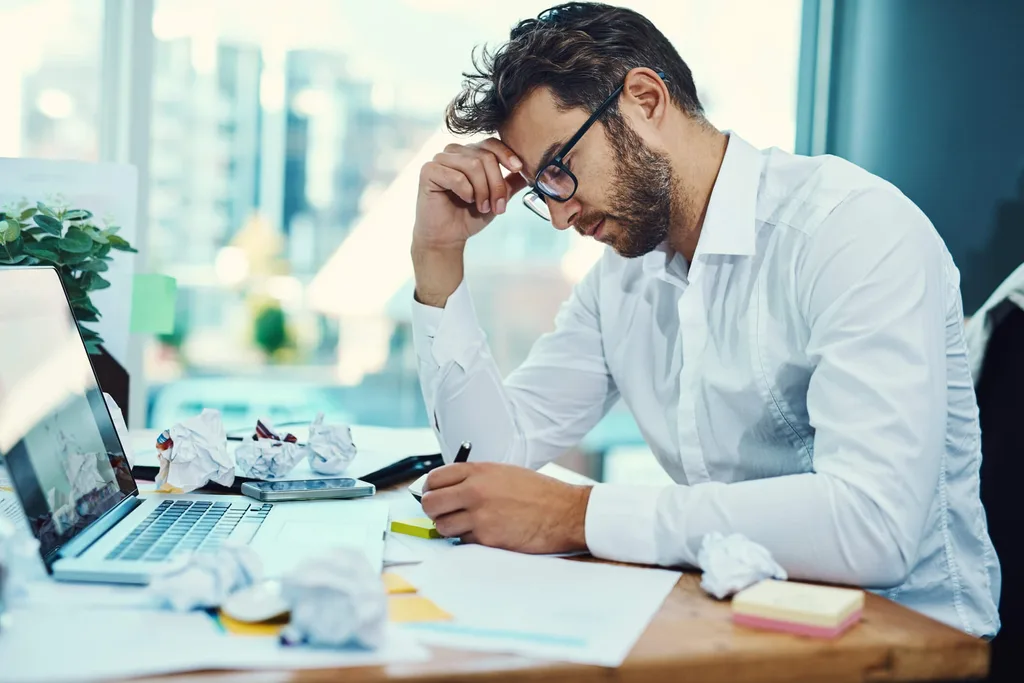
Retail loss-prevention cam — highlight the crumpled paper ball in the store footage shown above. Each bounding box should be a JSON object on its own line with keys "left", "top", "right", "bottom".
{"left": 148, "top": 544, "right": 262, "bottom": 612}
{"left": 235, "top": 419, "right": 305, "bottom": 479}
{"left": 279, "top": 548, "right": 386, "bottom": 649}
{"left": 306, "top": 413, "right": 357, "bottom": 476}
{"left": 155, "top": 409, "right": 235, "bottom": 493}
{"left": 697, "top": 532, "right": 788, "bottom": 599}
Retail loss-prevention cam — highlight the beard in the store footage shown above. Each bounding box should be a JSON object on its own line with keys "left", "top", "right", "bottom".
{"left": 580, "top": 114, "right": 681, "bottom": 259}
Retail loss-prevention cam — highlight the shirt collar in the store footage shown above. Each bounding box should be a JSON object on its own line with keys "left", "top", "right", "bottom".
{"left": 693, "top": 132, "right": 763, "bottom": 258}
{"left": 641, "top": 132, "right": 763, "bottom": 281}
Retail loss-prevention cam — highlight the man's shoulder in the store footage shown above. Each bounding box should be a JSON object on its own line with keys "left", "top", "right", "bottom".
{"left": 755, "top": 147, "right": 908, "bottom": 239}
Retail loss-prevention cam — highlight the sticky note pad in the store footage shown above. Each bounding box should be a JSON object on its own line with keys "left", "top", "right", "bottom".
{"left": 391, "top": 517, "right": 441, "bottom": 539}
{"left": 217, "top": 610, "right": 288, "bottom": 636}
{"left": 130, "top": 273, "right": 177, "bottom": 334}
{"left": 388, "top": 595, "right": 452, "bottom": 623}
{"left": 732, "top": 579, "right": 864, "bottom": 638}
{"left": 382, "top": 572, "right": 418, "bottom": 595}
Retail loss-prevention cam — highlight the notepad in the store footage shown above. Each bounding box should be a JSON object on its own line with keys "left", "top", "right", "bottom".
{"left": 130, "top": 273, "right": 177, "bottom": 334}
{"left": 731, "top": 579, "right": 864, "bottom": 638}
{"left": 390, "top": 517, "right": 441, "bottom": 539}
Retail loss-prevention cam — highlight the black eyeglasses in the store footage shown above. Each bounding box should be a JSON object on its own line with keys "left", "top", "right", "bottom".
{"left": 523, "top": 71, "right": 665, "bottom": 221}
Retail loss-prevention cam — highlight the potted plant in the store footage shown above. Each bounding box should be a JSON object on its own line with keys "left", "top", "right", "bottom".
{"left": 0, "top": 201, "right": 136, "bottom": 354}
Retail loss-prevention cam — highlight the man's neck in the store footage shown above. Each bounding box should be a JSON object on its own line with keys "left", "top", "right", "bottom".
{"left": 665, "top": 119, "right": 729, "bottom": 263}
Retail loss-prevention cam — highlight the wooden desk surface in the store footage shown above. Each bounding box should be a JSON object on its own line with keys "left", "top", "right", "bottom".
{"left": 153, "top": 562, "right": 988, "bottom": 683}
{"left": 137, "top": 466, "right": 987, "bottom": 683}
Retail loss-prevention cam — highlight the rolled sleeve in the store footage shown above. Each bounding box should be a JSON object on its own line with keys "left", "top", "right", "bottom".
{"left": 411, "top": 280, "right": 487, "bottom": 369}
{"left": 584, "top": 484, "right": 666, "bottom": 565}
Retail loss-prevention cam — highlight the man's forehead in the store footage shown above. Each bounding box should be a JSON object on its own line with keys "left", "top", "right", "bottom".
{"left": 499, "top": 87, "right": 591, "bottom": 177}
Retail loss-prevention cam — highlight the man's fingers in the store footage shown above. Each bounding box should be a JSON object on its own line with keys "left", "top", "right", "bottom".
{"left": 472, "top": 151, "right": 509, "bottom": 214}
{"left": 420, "top": 162, "right": 474, "bottom": 204}
{"left": 433, "top": 510, "right": 474, "bottom": 538}
{"left": 433, "top": 152, "right": 493, "bottom": 213}
{"left": 475, "top": 138, "right": 523, "bottom": 174}
{"left": 420, "top": 483, "right": 466, "bottom": 520}
{"left": 424, "top": 462, "right": 472, "bottom": 491}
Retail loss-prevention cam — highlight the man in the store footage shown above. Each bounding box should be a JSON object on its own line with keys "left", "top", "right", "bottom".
{"left": 410, "top": 2, "right": 1000, "bottom": 637}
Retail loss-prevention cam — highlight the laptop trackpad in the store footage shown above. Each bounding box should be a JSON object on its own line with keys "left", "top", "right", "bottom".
{"left": 248, "top": 501, "right": 387, "bottom": 577}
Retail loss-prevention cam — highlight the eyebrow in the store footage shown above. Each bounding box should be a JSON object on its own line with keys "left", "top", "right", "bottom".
{"left": 531, "top": 140, "right": 565, "bottom": 179}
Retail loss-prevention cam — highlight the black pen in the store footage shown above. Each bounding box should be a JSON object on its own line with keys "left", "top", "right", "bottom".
{"left": 454, "top": 441, "right": 472, "bottom": 463}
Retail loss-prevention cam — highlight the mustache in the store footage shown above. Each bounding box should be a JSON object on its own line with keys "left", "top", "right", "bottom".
{"left": 574, "top": 212, "right": 608, "bottom": 236}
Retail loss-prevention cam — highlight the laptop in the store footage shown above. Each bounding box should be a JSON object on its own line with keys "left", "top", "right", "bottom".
{"left": 0, "top": 266, "right": 389, "bottom": 584}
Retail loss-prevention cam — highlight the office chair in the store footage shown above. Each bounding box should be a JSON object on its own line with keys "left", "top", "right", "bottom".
{"left": 975, "top": 298, "right": 1024, "bottom": 682}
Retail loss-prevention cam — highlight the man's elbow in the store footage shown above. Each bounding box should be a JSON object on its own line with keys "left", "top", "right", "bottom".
{"left": 850, "top": 539, "right": 912, "bottom": 588}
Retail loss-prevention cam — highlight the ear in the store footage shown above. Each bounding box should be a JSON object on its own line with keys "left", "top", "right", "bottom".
{"left": 621, "top": 67, "right": 669, "bottom": 126}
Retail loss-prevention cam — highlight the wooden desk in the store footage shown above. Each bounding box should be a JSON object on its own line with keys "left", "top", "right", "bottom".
{"left": 149, "top": 494, "right": 989, "bottom": 683}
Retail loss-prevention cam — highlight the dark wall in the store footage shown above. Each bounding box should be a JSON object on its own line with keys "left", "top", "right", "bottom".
{"left": 826, "top": 0, "right": 1024, "bottom": 312}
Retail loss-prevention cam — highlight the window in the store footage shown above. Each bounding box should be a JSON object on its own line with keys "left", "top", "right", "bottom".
{"left": 0, "top": 0, "right": 104, "bottom": 161}
{"left": 140, "top": 0, "right": 803, "bottom": 466}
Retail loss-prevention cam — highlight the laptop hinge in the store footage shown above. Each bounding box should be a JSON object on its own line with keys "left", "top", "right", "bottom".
{"left": 57, "top": 494, "right": 141, "bottom": 561}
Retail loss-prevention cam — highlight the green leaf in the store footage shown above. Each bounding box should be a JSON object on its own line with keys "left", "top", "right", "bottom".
{"left": 95, "top": 243, "right": 112, "bottom": 258}
{"left": 79, "top": 259, "right": 109, "bottom": 272}
{"left": 64, "top": 209, "right": 93, "bottom": 222}
{"left": 19, "top": 207, "right": 38, "bottom": 221}
{"left": 36, "top": 202, "right": 56, "bottom": 217}
{"left": 84, "top": 340, "right": 102, "bottom": 354}
{"left": 88, "top": 230, "right": 109, "bottom": 244}
{"left": 105, "top": 225, "right": 121, "bottom": 235}
{"left": 34, "top": 214, "right": 63, "bottom": 236}
{"left": 1, "top": 219, "right": 20, "bottom": 243}
{"left": 72, "top": 306, "right": 99, "bottom": 322}
{"left": 60, "top": 229, "right": 94, "bottom": 253}
{"left": 0, "top": 253, "right": 30, "bottom": 265}
{"left": 107, "top": 235, "right": 137, "bottom": 252}
{"left": 62, "top": 250, "right": 92, "bottom": 266}
{"left": 23, "top": 240, "right": 61, "bottom": 262}
{"left": 89, "top": 274, "right": 111, "bottom": 290}
{"left": 20, "top": 226, "right": 43, "bottom": 240}
{"left": 78, "top": 324, "right": 100, "bottom": 340}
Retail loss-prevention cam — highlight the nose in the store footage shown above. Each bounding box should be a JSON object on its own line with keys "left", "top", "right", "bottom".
{"left": 547, "top": 196, "right": 581, "bottom": 231}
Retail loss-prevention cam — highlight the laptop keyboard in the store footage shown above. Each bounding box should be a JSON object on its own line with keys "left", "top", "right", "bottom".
{"left": 105, "top": 500, "right": 273, "bottom": 562}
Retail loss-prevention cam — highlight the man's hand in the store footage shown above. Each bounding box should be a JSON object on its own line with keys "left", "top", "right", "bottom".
{"left": 411, "top": 139, "right": 529, "bottom": 308}
{"left": 420, "top": 462, "right": 592, "bottom": 555}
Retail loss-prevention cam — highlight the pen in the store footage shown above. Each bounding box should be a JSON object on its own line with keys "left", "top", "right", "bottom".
{"left": 454, "top": 441, "right": 472, "bottom": 463}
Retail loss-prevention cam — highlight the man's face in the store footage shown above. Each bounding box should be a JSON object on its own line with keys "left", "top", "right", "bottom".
{"left": 500, "top": 87, "right": 677, "bottom": 258}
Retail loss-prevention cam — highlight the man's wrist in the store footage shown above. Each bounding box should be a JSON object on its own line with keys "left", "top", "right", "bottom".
{"left": 411, "top": 241, "right": 466, "bottom": 308}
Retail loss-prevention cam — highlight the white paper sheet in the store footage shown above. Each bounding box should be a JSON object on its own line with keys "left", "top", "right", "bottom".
{"left": 393, "top": 545, "right": 679, "bottom": 666}
{"left": 0, "top": 606, "right": 427, "bottom": 682}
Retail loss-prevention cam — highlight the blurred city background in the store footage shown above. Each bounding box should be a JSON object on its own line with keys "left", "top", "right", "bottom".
{"left": 0, "top": 0, "right": 801, "bottom": 482}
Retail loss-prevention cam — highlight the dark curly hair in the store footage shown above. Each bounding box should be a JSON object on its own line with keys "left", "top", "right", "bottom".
{"left": 445, "top": 2, "right": 704, "bottom": 136}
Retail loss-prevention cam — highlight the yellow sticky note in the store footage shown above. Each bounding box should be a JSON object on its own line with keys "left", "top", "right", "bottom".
{"left": 130, "top": 273, "right": 177, "bottom": 334}
{"left": 388, "top": 595, "right": 452, "bottom": 623}
{"left": 217, "top": 611, "right": 288, "bottom": 636}
{"left": 390, "top": 517, "right": 441, "bottom": 539}
{"left": 382, "top": 572, "right": 418, "bottom": 595}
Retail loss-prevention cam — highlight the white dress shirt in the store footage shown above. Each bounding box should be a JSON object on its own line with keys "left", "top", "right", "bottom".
{"left": 411, "top": 133, "right": 1001, "bottom": 637}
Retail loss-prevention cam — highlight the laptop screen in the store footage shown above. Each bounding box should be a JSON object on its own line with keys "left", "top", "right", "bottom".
{"left": 0, "top": 267, "right": 136, "bottom": 564}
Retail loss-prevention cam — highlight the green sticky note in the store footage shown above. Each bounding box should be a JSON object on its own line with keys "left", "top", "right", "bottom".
{"left": 130, "top": 274, "right": 177, "bottom": 334}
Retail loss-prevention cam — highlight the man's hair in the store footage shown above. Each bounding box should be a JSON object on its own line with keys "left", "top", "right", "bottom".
{"left": 445, "top": 2, "right": 703, "bottom": 136}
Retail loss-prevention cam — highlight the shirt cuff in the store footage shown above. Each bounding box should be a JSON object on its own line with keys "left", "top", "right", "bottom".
{"left": 410, "top": 279, "right": 487, "bottom": 369}
{"left": 584, "top": 484, "right": 666, "bottom": 565}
